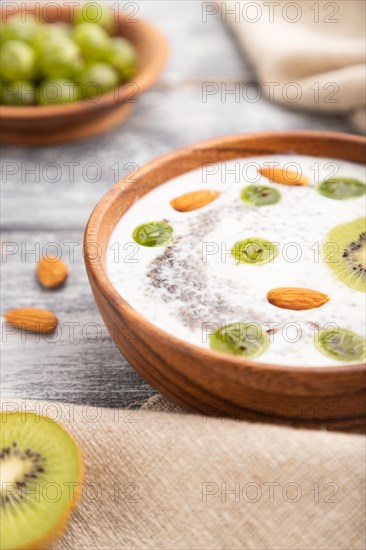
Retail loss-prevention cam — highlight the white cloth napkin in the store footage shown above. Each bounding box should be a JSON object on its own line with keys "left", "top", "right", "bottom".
{"left": 222, "top": 0, "right": 365, "bottom": 131}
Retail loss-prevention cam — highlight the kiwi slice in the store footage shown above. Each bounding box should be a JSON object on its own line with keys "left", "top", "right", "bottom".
{"left": 0, "top": 412, "right": 83, "bottom": 550}
{"left": 315, "top": 327, "right": 366, "bottom": 362}
{"left": 317, "top": 177, "right": 366, "bottom": 200}
{"left": 209, "top": 323, "right": 269, "bottom": 358}
{"left": 232, "top": 237, "right": 279, "bottom": 265}
{"left": 132, "top": 221, "right": 173, "bottom": 247}
{"left": 325, "top": 217, "right": 366, "bottom": 292}
{"left": 241, "top": 185, "right": 281, "bottom": 207}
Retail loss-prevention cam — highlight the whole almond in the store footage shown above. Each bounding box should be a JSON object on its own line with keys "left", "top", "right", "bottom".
{"left": 170, "top": 190, "right": 220, "bottom": 212}
{"left": 36, "top": 256, "right": 68, "bottom": 289}
{"left": 259, "top": 167, "right": 309, "bottom": 186}
{"left": 267, "top": 288, "right": 329, "bottom": 310}
{"left": 4, "top": 308, "right": 58, "bottom": 333}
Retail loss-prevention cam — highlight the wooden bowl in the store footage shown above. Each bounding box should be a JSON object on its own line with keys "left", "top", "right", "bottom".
{"left": 85, "top": 131, "right": 366, "bottom": 431}
{"left": 0, "top": 4, "right": 168, "bottom": 145}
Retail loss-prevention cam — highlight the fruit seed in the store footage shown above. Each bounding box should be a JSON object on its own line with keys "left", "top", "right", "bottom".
{"left": 170, "top": 190, "right": 220, "bottom": 212}
{"left": 267, "top": 288, "right": 329, "bottom": 310}
{"left": 36, "top": 256, "right": 68, "bottom": 289}
{"left": 4, "top": 308, "right": 58, "bottom": 333}
{"left": 259, "top": 167, "right": 309, "bottom": 186}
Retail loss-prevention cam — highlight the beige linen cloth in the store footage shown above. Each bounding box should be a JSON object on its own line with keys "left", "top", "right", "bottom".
{"left": 4, "top": 398, "right": 365, "bottom": 550}
{"left": 222, "top": 0, "right": 366, "bottom": 131}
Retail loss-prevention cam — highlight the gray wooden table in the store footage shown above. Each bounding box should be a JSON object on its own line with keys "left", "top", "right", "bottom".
{"left": 1, "top": 1, "right": 355, "bottom": 409}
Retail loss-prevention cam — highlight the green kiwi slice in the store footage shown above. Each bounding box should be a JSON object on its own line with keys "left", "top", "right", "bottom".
{"left": 231, "top": 237, "right": 279, "bottom": 265}
{"left": 241, "top": 185, "right": 281, "bottom": 207}
{"left": 325, "top": 217, "right": 366, "bottom": 292}
{"left": 209, "top": 323, "right": 269, "bottom": 358}
{"left": 315, "top": 327, "right": 366, "bottom": 362}
{"left": 132, "top": 221, "right": 173, "bottom": 247}
{"left": 317, "top": 177, "right": 366, "bottom": 200}
{"left": 0, "top": 412, "right": 83, "bottom": 550}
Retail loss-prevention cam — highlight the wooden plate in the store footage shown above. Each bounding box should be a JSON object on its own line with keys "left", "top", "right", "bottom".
{"left": 0, "top": 4, "right": 168, "bottom": 145}
{"left": 84, "top": 131, "right": 366, "bottom": 431}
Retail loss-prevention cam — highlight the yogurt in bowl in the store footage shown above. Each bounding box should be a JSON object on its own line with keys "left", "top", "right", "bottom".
{"left": 107, "top": 154, "right": 366, "bottom": 368}
{"left": 85, "top": 132, "right": 366, "bottom": 423}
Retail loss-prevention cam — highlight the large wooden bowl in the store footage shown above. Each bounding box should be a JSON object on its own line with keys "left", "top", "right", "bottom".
{"left": 85, "top": 132, "right": 366, "bottom": 431}
{"left": 0, "top": 4, "right": 168, "bottom": 145}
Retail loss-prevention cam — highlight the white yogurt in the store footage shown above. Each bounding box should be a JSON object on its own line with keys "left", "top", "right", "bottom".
{"left": 107, "top": 154, "right": 366, "bottom": 366}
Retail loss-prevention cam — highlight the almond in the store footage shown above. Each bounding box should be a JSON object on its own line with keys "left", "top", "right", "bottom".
{"left": 267, "top": 288, "right": 329, "bottom": 310}
{"left": 4, "top": 308, "right": 58, "bottom": 333}
{"left": 36, "top": 256, "right": 68, "bottom": 289}
{"left": 259, "top": 166, "right": 309, "bottom": 186}
{"left": 170, "top": 190, "right": 220, "bottom": 212}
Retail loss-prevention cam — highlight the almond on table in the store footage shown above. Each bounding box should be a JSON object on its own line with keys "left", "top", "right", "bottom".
{"left": 170, "top": 190, "right": 220, "bottom": 212}
{"left": 36, "top": 256, "right": 68, "bottom": 289}
{"left": 259, "top": 166, "right": 309, "bottom": 186}
{"left": 267, "top": 288, "right": 329, "bottom": 311}
{"left": 4, "top": 308, "right": 58, "bottom": 333}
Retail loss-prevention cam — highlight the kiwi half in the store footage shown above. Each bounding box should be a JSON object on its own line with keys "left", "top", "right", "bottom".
{"left": 0, "top": 412, "right": 83, "bottom": 550}
{"left": 325, "top": 217, "right": 366, "bottom": 293}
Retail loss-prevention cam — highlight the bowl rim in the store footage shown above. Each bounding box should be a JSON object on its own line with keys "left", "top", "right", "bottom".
{"left": 84, "top": 130, "right": 366, "bottom": 376}
{"left": 0, "top": 10, "right": 168, "bottom": 118}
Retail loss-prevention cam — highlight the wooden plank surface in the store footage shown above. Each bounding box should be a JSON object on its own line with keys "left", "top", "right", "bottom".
{"left": 1, "top": 1, "right": 355, "bottom": 408}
